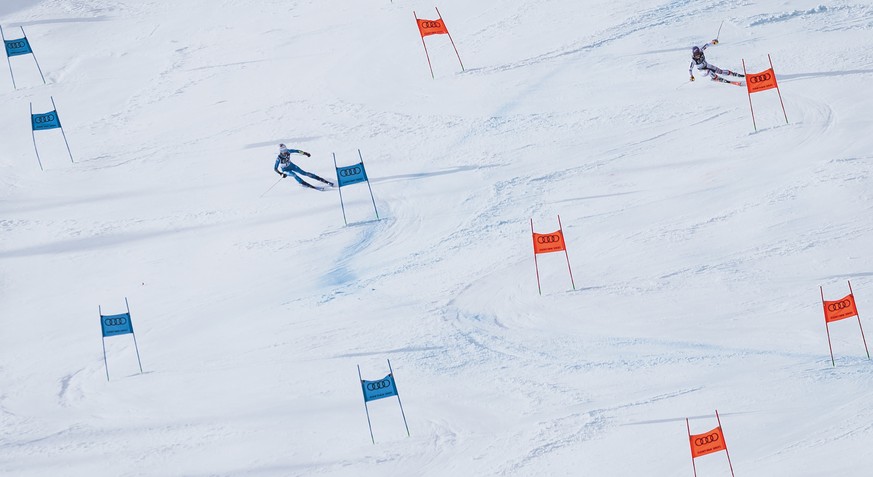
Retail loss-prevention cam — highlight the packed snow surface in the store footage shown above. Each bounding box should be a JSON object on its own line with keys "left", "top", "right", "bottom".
{"left": 2, "top": 0, "right": 873, "bottom": 475}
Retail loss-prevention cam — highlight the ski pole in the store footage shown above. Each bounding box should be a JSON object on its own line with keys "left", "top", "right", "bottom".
{"left": 716, "top": 20, "right": 725, "bottom": 41}
{"left": 260, "top": 177, "right": 284, "bottom": 198}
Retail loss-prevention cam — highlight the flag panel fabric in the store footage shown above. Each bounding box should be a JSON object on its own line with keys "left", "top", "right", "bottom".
{"left": 4, "top": 37, "right": 33, "bottom": 57}
{"left": 101, "top": 312, "right": 134, "bottom": 337}
{"left": 32, "top": 110, "right": 62, "bottom": 131}
{"left": 362, "top": 374, "right": 398, "bottom": 402}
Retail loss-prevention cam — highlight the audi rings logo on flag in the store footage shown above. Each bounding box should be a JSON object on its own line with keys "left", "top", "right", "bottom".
{"left": 536, "top": 234, "right": 561, "bottom": 244}
{"left": 104, "top": 317, "right": 128, "bottom": 326}
{"left": 366, "top": 379, "right": 391, "bottom": 391}
{"left": 7, "top": 41, "right": 26, "bottom": 49}
{"left": 828, "top": 300, "right": 852, "bottom": 311}
{"left": 340, "top": 167, "right": 362, "bottom": 177}
{"left": 749, "top": 73, "right": 772, "bottom": 83}
{"left": 420, "top": 21, "right": 442, "bottom": 29}
{"left": 694, "top": 433, "right": 720, "bottom": 446}
{"left": 34, "top": 114, "right": 56, "bottom": 123}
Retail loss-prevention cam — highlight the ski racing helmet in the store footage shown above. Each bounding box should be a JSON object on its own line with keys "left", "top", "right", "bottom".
{"left": 692, "top": 46, "right": 703, "bottom": 60}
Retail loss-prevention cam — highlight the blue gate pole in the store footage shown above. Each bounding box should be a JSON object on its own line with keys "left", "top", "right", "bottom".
{"left": 358, "top": 365, "right": 375, "bottom": 444}
{"left": 387, "top": 359, "right": 410, "bottom": 437}
{"left": 358, "top": 149, "right": 379, "bottom": 220}
{"left": 126, "top": 297, "right": 144, "bottom": 373}
{"left": 21, "top": 27, "right": 45, "bottom": 84}
{"left": 334, "top": 153, "right": 348, "bottom": 226}
{"left": 0, "top": 25, "right": 17, "bottom": 89}
{"left": 99, "top": 306, "right": 110, "bottom": 381}
{"left": 51, "top": 97, "right": 74, "bottom": 163}
{"left": 30, "top": 102, "right": 44, "bottom": 171}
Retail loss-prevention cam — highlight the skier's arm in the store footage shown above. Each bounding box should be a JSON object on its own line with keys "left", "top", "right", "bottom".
{"left": 274, "top": 158, "right": 283, "bottom": 175}
{"left": 701, "top": 39, "right": 718, "bottom": 51}
{"left": 689, "top": 61, "right": 695, "bottom": 80}
{"left": 287, "top": 149, "right": 311, "bottom": 157}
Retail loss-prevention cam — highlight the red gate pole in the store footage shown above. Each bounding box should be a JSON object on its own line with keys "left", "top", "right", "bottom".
{"left": 769, "top": 54, "right": 788, "bottom": 125}
{"left": 531, "top": 219, "right": 542, "bottom": 295}
{"left": 848, "top": 280, "right": 871, "bottom": 359}
{"left": 414, "top": 12, "right": 435, "bottom": 79}
{"left": 742, "top": 59, "right": 757, "bottom": 132}
{"left": 557, "top": 215, "right": 576, "bottom": 290}
{"left": 715, "top": 410, "right": 736, "bottom": 477}
{"left": 686, "top": 418, "right": 698, "bottom": 477}
{"left": 822, "top": 286, "right": 836, "bottom": 367}
{"left": 435, "top": 7, "right": 465, "bottom": 72}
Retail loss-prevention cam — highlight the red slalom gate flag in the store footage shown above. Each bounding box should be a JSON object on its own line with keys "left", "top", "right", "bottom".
{"left": 821, "top": 281, "right": 871, "bottom": 366}
{"left": 745, "top": 67, "right": 778, "bottom": 94}
{"left": 742, "top": 54, "right": 788, "bottom": 131}
{"left": 530, "top": 216, "right": 576, "bottom": 295}
{"left": 689, "top": 426, "right": 727, "bottom": 458}
{"left": 417, "top": 18, "right": 448, "bottom": 37}
{"left": 414, "top": 8, "right": 464, "bottom": 79}
{"left": 685, "top": 411, "right": 736, "bottom": 477}
{"left": 823, "top": 293, "right": 859, "bottom": 323}
{"left": 532, "top": 230, "right": 566, "bottom": 255}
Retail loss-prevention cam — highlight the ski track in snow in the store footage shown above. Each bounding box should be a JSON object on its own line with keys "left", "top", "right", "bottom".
{"left": 747, "top": 4, "right": 873, "bottom": 30}
{"left": 2, "top": 0, "right": 873, "bottom": 475}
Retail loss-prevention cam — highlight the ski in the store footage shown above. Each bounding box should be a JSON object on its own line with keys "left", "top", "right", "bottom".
{"left": 712, "top": 76, "right": 745, "bottom": 87}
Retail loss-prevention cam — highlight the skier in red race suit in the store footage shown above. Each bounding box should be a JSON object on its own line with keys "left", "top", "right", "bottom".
{"left": 689, "top": 39, "right": 745, "bottom": 86}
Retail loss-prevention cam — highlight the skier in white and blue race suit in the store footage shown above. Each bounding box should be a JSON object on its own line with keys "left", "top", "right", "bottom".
{"left": 689, "top": 39, "right": 745, "bottom": 85}
{"left": 274, "top": 144, "right": 334, "bottom": 190}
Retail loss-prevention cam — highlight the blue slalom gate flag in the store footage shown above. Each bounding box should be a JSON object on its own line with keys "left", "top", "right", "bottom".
{"left": 358, "top": 360, "right": 410, "bottom": 443}
{"left": 99, "top": 298, "right": 144, "bottom": 381}
{"left": 362, "top": 373, "right": 398, "bottom": 402}
{"left": 2, "top": 25, "right": 47, "bottom": 89}
{"left": 100, "top": 312, "right": 134, "bottom": 337}
{"left": 31, "top": 110, "right": 61, "bottom": 131}
{"left": 4, "top": 37, "right": 32, "bottom": 57}
{"left": 334, "top": 150, "right": 379, "bottom": 226}
{"left": 336, "top": 162, "right": 369, "bottom": 187}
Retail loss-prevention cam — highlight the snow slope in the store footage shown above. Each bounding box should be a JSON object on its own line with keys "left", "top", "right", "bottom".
{"left": 2, "top": 0, "right": 873, "bottom": 475}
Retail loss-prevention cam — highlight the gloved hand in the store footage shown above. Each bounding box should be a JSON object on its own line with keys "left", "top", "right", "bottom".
{"left": 690, "top": 76, "right": 695, "bottom": 82}
{"left": 281, "top": 173, "right": 287, "bottom": 178}
{"left": 711, "top": 39, "right": 719, "bottom": 45}
{"left": 303, "top": 152, "right": 311, "bottom": 157}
